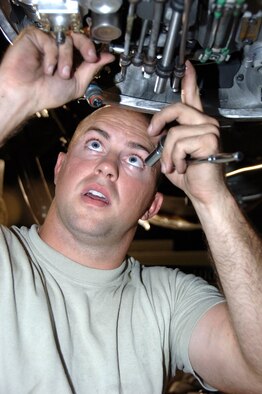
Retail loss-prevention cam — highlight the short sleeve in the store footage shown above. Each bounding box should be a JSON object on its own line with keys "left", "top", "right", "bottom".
{"left": 170, "top": 271, "right": 225, "bottom": 391}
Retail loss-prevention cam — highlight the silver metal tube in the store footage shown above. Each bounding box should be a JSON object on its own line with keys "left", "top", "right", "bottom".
{"left": 147, "top": 1, "right": 164, "bottom": 60}
{"left": 123, "top": 2, "right": 136, "bottom": 56}
{"left": 137, "top": 19, "right": 149, "bottom": 55}
{"left": 145, "top": 135, "right": 166, "bottom": 166}
{"left": 154, "top": 10, "right": 182, "bottom": 94}
{"left": 161, "top": 12, "right": 182, "bottom": 68}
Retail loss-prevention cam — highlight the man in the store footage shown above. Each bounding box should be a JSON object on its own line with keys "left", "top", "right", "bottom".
{"left": 0, "top": 26, "right": 261, "bottom": 393}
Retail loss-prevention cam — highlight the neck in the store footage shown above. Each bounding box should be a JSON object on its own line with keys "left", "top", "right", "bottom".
{"left": 39, "top": 205, "right": 136, "bottom": 270}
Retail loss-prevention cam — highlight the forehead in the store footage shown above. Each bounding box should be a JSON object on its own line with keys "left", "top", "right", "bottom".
{"left": 71, "top": 107, "right": 158, "bottom": 148}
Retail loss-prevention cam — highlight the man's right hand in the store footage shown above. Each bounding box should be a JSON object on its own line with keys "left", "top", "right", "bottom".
{"left": 0, "top": 26, "right": 114, "bottom": 117}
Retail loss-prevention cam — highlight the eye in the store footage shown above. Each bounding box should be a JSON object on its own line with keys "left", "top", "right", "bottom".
{"left": 86, "top": 139, "right": 103, "bottom": 152}
{"left": 127, "top": 154, "right": 144, "bottom": 168}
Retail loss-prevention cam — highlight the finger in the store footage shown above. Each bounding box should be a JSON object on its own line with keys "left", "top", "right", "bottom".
{"left": 71, "top": 32, "right": 98, "bottom": 62}
{"left": 70, "top": 32, "right": 115, "bottom": 95}
{"left": 165, "top": 123, "right": 220, "bottom": 151}
{"left": 57, "top": 35, "right": 74, "bottom": 78}
{"left": 162, "top": 132, "right": 220, "bottom": 174}
{"left": 148, "top": 102, "right": 219, "bottom": 137}
{"left": 72, "top": 52, "right": 115, "bottom": 98}
{"left": 181, "top": 60, "right": 203, "bottom": 112}
{"left": 71, "top": 32, "right": 115, "bottom": 70}
{"left": 16, "top": 26, "right": 59, "bottom": 76}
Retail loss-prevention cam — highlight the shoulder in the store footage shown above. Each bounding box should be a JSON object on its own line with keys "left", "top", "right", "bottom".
{"left": 127, "top": 256, "right": 222, "bottom": 301}
{"left": 0, "top": 223, "right": 35, "bottom": 257}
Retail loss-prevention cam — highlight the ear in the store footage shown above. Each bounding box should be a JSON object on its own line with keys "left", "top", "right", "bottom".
{"left": 140, "top": 192, "right": 163, "bottom": 221}
{"left": 54, "top": 152, "right": 66, "bottom": 185}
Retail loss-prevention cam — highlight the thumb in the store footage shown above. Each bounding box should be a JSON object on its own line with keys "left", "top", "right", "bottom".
{"left": 74, "top": 52, "right": 115, "bottom": 98}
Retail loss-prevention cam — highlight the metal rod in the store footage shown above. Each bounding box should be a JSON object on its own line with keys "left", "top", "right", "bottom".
{"left": 154, "top": 10, "right": 182, "bottom": 94}
{"left": 147, "top": 1, "right": 164, "bottom": 60}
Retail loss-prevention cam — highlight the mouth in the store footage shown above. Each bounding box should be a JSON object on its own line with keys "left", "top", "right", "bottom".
{"left": 83, "top": 189, "right": 110, "bottom": 205}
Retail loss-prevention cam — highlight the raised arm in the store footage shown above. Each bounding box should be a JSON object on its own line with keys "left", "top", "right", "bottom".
{"left": 0, "top": 26, "right": 114, "bottom": 145}
{"left": 148, "top": 64, "right": 262, "bottom": 392}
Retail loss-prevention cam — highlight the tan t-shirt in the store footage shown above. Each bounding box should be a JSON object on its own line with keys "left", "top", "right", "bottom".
{"left": 0, "top": 225, "right": 224, "bottom": 393}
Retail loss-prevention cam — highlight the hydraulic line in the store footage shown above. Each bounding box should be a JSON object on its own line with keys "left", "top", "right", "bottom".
{"left": 132, "top": 18, "right": 149, "bottom": 66}
{"left": 154, "top": 0, "right": 184, "bottom": 94}
{"left": 144, "top": 0, "right": 165, "bottom": 75}
{"left": 218, "top": 0, "right": 246, "bottom": 63}
{"left": 200, "top": 0, "right": 226, "bottom": 63}
{"left": 118, "top": 0, "right": 138, "bottom": 81}
{"left": 172, "top": 0, "right": 191, "bottom": 92}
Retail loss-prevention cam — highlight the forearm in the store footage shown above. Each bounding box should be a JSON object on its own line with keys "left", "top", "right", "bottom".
{"left": 0, "top": 78, "right": 33, "bottom": 146}
{"left": 193, "top": 187, "right": 262, "bottom": 373}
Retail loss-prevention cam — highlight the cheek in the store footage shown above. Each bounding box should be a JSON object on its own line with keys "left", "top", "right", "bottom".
{"left": 61, "top": 156, "right": 90, "bottom": 176}
{"left": 120, "top": 176, "right": 155, "bottom": 207}
{"left": 55, "top": 160, "right": 82, "bottom": 191}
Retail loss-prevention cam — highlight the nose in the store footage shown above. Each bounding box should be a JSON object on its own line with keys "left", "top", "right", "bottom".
{"left": 95, "top": 154, "right": 119, "bottom": 181}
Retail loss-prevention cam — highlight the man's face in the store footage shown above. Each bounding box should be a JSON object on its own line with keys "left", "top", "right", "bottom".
{"left": 53, "top": 106, "right": 162, "bottom": 243}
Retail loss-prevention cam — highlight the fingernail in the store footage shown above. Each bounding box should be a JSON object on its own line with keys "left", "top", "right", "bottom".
{"left": 88, "top": 49, "right": 97, "bottom": 59}
{"left": 147, "top": 124, "right": 153, "bottom": 134}
{"left": 47, "top": 64, "right": 55, "bottom": 75}
{"left": 62, "top": 65, "right": 70, "bottom": 78}
{"left": 161, "top": 162, "right": 167, "bottom": 174}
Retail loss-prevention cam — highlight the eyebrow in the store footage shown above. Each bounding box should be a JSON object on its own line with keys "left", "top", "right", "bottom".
{"left": 127, "top": 141, "right": 151, "bottom": 154}
{"left": 86, "top": 128, "right": 151, "bottom": 154}
{"left": 86, "top": 128, "right": 110, "bottom": 140}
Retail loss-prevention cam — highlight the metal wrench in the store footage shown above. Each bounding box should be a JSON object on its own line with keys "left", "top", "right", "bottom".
{"left": 145, "top": 135, "right": 243, "bottom": 167}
